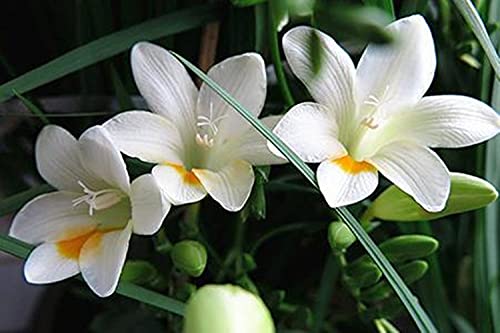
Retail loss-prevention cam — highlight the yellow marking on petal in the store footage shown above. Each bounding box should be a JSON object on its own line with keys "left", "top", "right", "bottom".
{"left": 165, "top": 162, "right": 202, "bottom": 186}
{"left": 56, "top": 231, "right": 97, "bottom": 260}
{"left": 333, "top": 155, "right": 376, "bottom": 174}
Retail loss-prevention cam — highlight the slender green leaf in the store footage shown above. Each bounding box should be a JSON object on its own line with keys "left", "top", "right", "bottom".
{"left": 0, "top": 5, "right": 219, "bottom": 103}
{"left": 484, "top": 32, "right": 500, "bottom": 333}
{"left": 452, "top": 0, "right": 500, "bottom": 79}
{"left": 476, "top": 0, "right": 500, "bottom": 329}
{"left": 13, "top": 90, "right": 50, "bottom": 125}
{"left": 0, "top": 184, "right": 53, "bottom": 216}
{"left": 171, "top": 52, "right": 437, "bottom": 332}
{"left": 0, "top": 234, "right": 185, "bottom": 315}
{"left": 450, "top": 312, "right": 477, "bottom": 333}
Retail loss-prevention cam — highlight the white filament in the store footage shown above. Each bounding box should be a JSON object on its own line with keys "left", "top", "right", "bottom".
{"left": 72, "top": 181, "right": 122, "bottom": 216}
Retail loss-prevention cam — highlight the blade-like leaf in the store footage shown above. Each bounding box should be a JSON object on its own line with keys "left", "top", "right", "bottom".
{"left": 0, "top": 5, "right": 219, "bottom": 103}
{"left": 452, "top": 0, "right": 500, "bottom": 79}
{"left": 170, "top": 52, "right": 437, "bottom": 332}
{"left": 0, "top": 184, "right": 53, "bottom": 217}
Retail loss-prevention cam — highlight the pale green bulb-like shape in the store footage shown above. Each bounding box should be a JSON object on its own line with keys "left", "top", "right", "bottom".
{"left": 183, "top": 284, "right": 275, "bottom": 333}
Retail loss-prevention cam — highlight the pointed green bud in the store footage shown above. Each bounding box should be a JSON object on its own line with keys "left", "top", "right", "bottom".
{"left": 171, "top": 240, "right": 207, "bottom": 277}
{"left": 379, "top": 235, "right": 439, "bottom": 263}
{"left": 360, "top": 260, "right": 429, "bottom": 302}
{"left": 183, "top": 284, "right": 275, "bottom": 333}
{"left": 367, "top": 173, "right": 498, "bottom": 222}
{"left": 328, "top": 221, "right": 356, "bottom": 252}
{"left": 345, "top": 260, "right": 382, "bottom": 289}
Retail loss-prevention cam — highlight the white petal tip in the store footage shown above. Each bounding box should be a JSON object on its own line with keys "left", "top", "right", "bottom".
{"left": 131, "top": 41, "right": 154, "bottom": 55}
{"left": 421, "top": 203, "right": 447, "bottom": 213}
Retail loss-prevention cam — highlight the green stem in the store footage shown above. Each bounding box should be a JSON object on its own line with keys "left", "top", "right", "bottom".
{"left": 312, "top": 254, "right": 339, "bottom": 333}
{"left": 215, "top": 213, "right": 246, "bottom": 281}
{"left": 267, "top": 2, "right": 294, "bottom": 108}
{"left": 234, "top": 213, "right": 246, "bottom": 276}
{"left": 182, "top": 202, "right": 201, "bottom": 238}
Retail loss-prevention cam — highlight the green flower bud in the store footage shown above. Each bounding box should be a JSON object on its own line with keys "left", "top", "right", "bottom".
{"left": 171, "top": 240, "right": 207, "bottom": 277}
{"left": 328, "top": 222, "right": 356, "bottom": 252}
{"left": 121, "top": 260, "right": 168, "bottom": 290}
{"left": 345, "top": 260, "right": 382, "bottom": 289}
{"left": 360, "top": 260, "right": 429, "bottom": 302}
{"left": 183, "top": 284, "right": 275, "bottom": 333}
{"left": 379, "top": 235, "right": 438, "bottom": 263}
{"left": 367, "top": 172, "right": 498, "bottom": 222}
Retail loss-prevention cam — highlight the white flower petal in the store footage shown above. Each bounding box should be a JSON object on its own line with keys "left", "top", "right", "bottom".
{"left": 79, "top": 126, "right": 130, "bottom": 194}
{"left": 355, "top": 15, "right": 436, "bottom": 109}
{"left": 283, "top": 26, "right": 356, "bottom": 129}
{"left": 369, "top": 141, "right": 450, "bottom": 212}
{"left": 196, "top": 53, "right": 267, "bottom": 139}
{"left": 35, "top": 125, "right": 103, "bottom": 192}
{"left": 131, "top": 42, "right": 198, "bottom": 139}
{"left": 271, "top": 102, "right": 346, "bottom": 163}
{"left": 80, "top": 224, "right": 132, "bottom": 298}
{"left": 152, "top": 164, "right": 207, "bottom": 205}
{"left": 103, "top": 111, "right": 184, "bottom": 164}
{"left": 192, "top": 160, "right": 254, "bottom": 212}
{"left": 317, "top": 157, "right": 378, "bottom": 208}
{"left": 130, "top": 174, "right": 171, "bottom": 235}
{"left": 24, "top": 243, "right": 80, "bottom": 284}
{"left": 232, "top": 115, "right": 287, "bottom": 166}
{"left": 9, "top": 191, "right": 98, "bottom": 244}
{"left": 394, "top": 95, "right": 500, "bottom": 148}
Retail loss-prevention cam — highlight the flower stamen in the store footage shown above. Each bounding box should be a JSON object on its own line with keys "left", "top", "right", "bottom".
{"left": 72, "top": 181, "right": 123, "bottom": 215}
{"left": 195, "top": 102, "right": 227, "bottom": 148}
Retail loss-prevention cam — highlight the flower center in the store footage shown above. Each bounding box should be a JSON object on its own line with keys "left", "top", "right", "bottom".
{"left": 359, "top": 84, "right": 391, "bottom": 130}
{"left": 72, "top": 181, "right": 124, "bottom": 216}
{"left": 195, "top": 102, "right": 226, "bottom": 148}
{"left": 348, "top": 85, "right": 391, "bottom": 160}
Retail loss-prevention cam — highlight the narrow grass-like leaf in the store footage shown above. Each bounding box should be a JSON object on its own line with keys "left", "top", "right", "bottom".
{"left": 452, "top": 0, "right": 500, "bottom": 79}
{"left": 172, "top": 52, "right": 437, "bottom": 332}
{"left": 0, "top": 184, "right": 53, "bottom": 216}
{"left": 476, "top": 1, "right": 500, "bottom": 328}
{"left": 484, "top": 40, "right": 500, "bottom": 333}
{"left": 0, "top": 5, "right": 219, "bottom": 103}
{"left": 0, "top": 233, "right": 186, "bottom": 315}
{"left": 13, "top": 90, "right": 50, "bottom": 125}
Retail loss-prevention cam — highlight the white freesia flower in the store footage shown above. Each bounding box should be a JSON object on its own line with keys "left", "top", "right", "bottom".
{"left": 271, "top": 15, "right": 500, "bottom": 211}
{"left": 9, "top": 125, "right": 170, "bottom": 297}
{"left": 103, "top": 42, "right": 285, "bottom": 211}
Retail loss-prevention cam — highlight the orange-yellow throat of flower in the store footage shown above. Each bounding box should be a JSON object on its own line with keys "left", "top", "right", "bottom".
{"left": 333, "top": 155, "right": 375, "bottom": 174}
